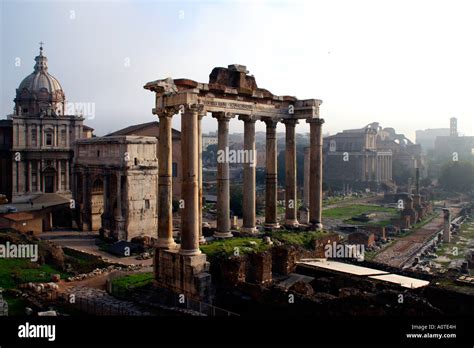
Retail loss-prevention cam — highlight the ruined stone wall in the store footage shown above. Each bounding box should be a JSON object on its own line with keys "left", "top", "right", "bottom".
{"left": 247, "top": 252, "right": 273, "bottom": 284}
{"left": 347, "top": 232, "right": 375, "bottom": 247}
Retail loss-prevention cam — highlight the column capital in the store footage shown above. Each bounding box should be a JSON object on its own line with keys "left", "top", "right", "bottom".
{"left": 212, "top": 111, "right": 234, "bottom": 121}
{"left": 157, "top": 107, "right": 179, "bottom": 118}
{"left": 187, "top": 103, "right": 205, "bottom": 114}
{"left": 238, "top": 114, "right": 257, "bottom": 123}
{"left": 262, "top": 117, "right": 280, "bottom": 128}
{"left": 281, "top": 118, "right": 299, "bottom": 126}
{"left": 306, "top": 117, "right": 325, "bottom": 125}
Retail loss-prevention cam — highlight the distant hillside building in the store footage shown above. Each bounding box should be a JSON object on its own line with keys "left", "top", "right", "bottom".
{"left": 434, "top": 118, "right": 474, "bottom": 162}
{"left": 202, "top": 132, "right": 218, "bottom": 150}
{"left": 416, "top": 128, "right": 450, "bottom": 152}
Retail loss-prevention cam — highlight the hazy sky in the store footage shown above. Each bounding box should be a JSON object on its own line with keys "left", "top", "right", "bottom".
{"left": 1, "top": 0, "right": 473, "bottom": 140}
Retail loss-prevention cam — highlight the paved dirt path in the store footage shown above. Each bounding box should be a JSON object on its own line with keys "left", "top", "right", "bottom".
{"left": 374, "top": 206, "right": 462, "bottom": 268}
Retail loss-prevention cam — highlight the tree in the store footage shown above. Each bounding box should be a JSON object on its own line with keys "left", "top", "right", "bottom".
{"left": 439, "top": 161, "right": 474, "bottom": 192}
{"left": 202, "top": 144, "right": 218, "bottom": 167}
{"left": 230, "top": 185, "right": 243, "bottom": 217}
{"left": 392, "top": 158, "right": 412, "bottom": 186}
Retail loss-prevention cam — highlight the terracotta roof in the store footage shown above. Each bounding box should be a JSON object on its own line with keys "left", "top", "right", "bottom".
{"left": 107, "top": 121, "right": 181, "bottom": 139}
{"left": 2, "top": 212, "right": 35, "bottom": 221}
{"left": 32, "top": 193, "right": 70, "bottom": 205}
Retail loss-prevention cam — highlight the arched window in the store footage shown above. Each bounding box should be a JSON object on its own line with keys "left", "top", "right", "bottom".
{"left": 31, "top": 128, "right": 37, "bottom": 147}
{"left": 45, "top": 131, "right": 53, "bottom": 146}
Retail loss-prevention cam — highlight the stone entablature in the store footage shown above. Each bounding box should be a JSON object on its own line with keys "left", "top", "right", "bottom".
{"left": 73, "top": 136, "right": 158, "bottom": 241}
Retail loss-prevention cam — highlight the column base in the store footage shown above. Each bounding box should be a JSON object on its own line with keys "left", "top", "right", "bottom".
{"left": 213, "top": 231, "right": 233, "bottom": 239}
{"left": 285, "top": 219, "right": 299, "bottom": 228}
{"left": 240, "top": 226, "right": 259, "bottom": 234}
{"left": 311, "top": 222, "right": 323, "bottom": 230}
{"left": 156, "top": 237, "right": 178, "bottom": 250}
{"left": 179, "top": 248, "right": 202, "bottom": 256}
{"left": 264, "top": 222, "right": 280, "bottom": 230}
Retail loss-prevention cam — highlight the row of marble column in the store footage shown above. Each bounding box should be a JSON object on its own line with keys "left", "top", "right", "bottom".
{"left": 376, "top": 155, "right": 392, "bottom": 182}
{"left": 361, "top": 154, "right": 392, "bottom": 182}
{"left": 156, "top": 105, "right": 325, "bottom": 256}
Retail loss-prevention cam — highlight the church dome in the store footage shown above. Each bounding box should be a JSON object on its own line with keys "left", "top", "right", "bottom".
{"left": 14, "top": 44, "right": 66, "bottom": 117}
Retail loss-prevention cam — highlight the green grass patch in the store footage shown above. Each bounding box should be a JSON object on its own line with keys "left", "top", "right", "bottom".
{"left": 323, "top": 204, "right": 397, "bottom": 219}
{"left": 271, "top": 230, "right": 328, "bottom": 249}
{"left": 201, "top": 238, "right": 270, "bottom": 258}
{"left": 0, "top": 258, "right": 66, "bottom": 290}
{"left": 3, "top": 295, "right": 28, "bottom": 316}
{"left": 110, "top": 272, "right": 154, "bottom": 297}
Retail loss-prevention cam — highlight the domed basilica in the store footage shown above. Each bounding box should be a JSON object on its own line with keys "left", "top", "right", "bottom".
{"left": 0, "top": 45, "right": 93, "bottom": 202}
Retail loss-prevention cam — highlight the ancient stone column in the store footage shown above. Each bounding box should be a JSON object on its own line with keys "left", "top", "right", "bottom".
{"left": 157, "top": 109, "right": 177, "bottom": 249}
{"left": 303, "top": 147, "right": 310, "bottom": 207}
{"left": 239, "top": 115, "right": 258, "bottom": 233}
{"left": 198, "top": 112, "right": 206, "bottom": 243}
{"left": 283, "top": 119, "right": 298, "bottom": 227}
{"left": 213, "top": 112, "right": 233, "bottom": 238}
{"left": 443, "top": 208, "right": 451, "bottom": 243}
{"left": 307, "top": 118, "right": 325, "bottom": 230}
{"left": 180, "top": 105, "right": 202, "bottom": 255}
{"left": 389, "top": 157, "right": 392, "bottom": 181}
{"left": 263, "top": 118, "right": 279, "bottom": 229}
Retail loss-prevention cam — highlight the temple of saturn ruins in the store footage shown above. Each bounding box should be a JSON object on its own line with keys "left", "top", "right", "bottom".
{"left": 144, "top": 64, "right": 325, "bottom": 299}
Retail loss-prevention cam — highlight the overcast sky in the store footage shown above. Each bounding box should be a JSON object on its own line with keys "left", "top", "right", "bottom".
{"left": 1, "top": 0, "right": 473, "bottom": 140}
